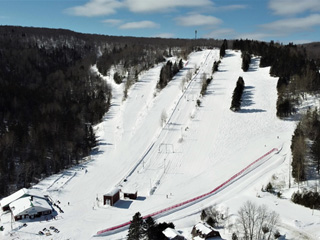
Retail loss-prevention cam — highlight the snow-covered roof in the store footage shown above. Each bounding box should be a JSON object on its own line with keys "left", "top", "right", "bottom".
{"left": 162, "top": 227, "right": 180, "bottom": 238}
{"left": 121, "top": 187, "right": 137, "bottom": 194}
{"left": 9, "top": 196, "right": 51, "bottom": 217}
{"left": 194, "top": 222, "right": 216, "bottom": 235}
{"left": 104, "top": 187, "right": 120, "bottom": 196}
{"left": 0, "top": 188, "right": 45, "bottom": 208}
{"left": 0, "top": 188, "right": 28, "bottom": 208}
{"left": 193, "top": 237, "right": 203, "bottom": 240}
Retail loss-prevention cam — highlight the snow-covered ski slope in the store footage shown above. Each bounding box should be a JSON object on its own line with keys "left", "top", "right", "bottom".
{"left": 3, "top": 49, "right": 320, "bottom": 240}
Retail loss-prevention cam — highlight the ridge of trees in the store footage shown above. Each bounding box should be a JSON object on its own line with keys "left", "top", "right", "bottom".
{"left": 289, "top": 108, "right": 320, "bottom": 209}
{"left": 199, "top": 60, "right": 221, "bottom": 96}
{"left": 157, "top": 59, "right": 183, "bottom": 90}
{"left": 291, "top": 109, "right": 320, "bottom": 182}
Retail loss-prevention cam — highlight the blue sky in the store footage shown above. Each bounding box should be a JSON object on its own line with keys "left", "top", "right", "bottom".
{"left": 1, "top": 0, "right": 320, "bottom": 43}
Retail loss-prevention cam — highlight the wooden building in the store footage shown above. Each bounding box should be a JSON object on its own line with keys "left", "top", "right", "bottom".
{"left": 103, "top": 188, "right": 120, "bottom": 206}
{"left": 10, "top": 196, "right": 52, "bottom": 220}
{"left": 191, "top": 222, "right": 221, "bottom": 239}
{"left": 0, "top": 188, "right": 46, "bottom": 211}
{"left": 123, "top": 191, "right": 138, "bottom": 200}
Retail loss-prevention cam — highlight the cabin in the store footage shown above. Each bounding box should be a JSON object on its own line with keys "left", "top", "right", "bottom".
{"left": 0, "top": 188, "right": 47, "bottom": 212}
{"left": 0, "top": 188, "right": 52, "bottom": 221}
{"left": 191, "top": 222, "right": 221, "bottom": 239}
{"left": 103, "top": 188, "right": 120, "bottom": 206}
{"left": 10, "top": 196, "right": 52, "bottom": 221}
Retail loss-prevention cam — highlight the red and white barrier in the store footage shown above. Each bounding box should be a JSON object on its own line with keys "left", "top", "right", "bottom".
{"left": 96, "top": 147, "right": 279, "bottom": 236}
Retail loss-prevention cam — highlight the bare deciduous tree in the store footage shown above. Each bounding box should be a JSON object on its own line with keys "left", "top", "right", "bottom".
{"left": 237, "top": 201, "right": 280, "bottom": 240}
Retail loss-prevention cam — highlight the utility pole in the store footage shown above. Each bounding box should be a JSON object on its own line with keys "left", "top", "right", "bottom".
{"left": 289, "top": 159, "right": 291, "bottom": 188}
{"left": 195, "top": 30, "right": 197, "bottom": 40}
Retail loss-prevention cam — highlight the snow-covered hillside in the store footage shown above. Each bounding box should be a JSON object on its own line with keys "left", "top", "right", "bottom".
{"left": 1, "top": 49, "right": 320, "bottom": 240}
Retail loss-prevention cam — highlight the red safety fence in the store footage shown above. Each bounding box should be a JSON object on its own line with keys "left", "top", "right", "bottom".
{"left": 96, "top": 147, "right": 279, "bottom": 236}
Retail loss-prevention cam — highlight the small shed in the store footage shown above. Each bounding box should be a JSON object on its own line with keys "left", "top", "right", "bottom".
{"left": 162, "top": 227, "right": 185, "bottom": 240}
{"left": 191, "top": 222, "right": 221, "bottom": 239}
{"left": 103, "top": 188, "right": 120, "bottom": 206}
{"left": 124, "top": 191, "right": 138, "bottom": 200}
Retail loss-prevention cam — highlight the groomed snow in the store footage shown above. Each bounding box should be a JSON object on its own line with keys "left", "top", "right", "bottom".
{"left": 1, "top": 49, "right": 320, "bottom": 240}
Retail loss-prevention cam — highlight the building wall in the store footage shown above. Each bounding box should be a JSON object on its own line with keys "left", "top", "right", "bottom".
{"left": 124, "top": 192, "right": 137, "bottom": 200}
{"left": 14, "top": 209, "right": 52, "bottom": 221}
{"left": 103, "top": 191, "right": 120, "bottom": 206}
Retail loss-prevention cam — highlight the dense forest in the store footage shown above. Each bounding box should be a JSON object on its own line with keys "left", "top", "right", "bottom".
{"left": 0, "top": 27, "right": 110, "bottom": 197}
{"left": 0, "top": 26, "right": 224, "bottom": 198}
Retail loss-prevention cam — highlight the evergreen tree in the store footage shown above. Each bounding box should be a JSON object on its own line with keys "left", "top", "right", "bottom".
{"left": 291, "top": 124, "right": 306, "bottom": 182}
{"left": 276, "top": 96, "right": 294, "bottom": 118}
{"left": 157, "top": 60, "right": 181, "bottom": 90}
{"left": 143, "top": 216, "right": 156, "bottom": 240}
{"left": 172, "top": 62, "right": 179, "bottom": 76}
{"left": 151, "top": 222, "right": 175, "bottom": 240}
{"left": 223, "top": 38, "right": 228, "bottom": 49}
{"left": 230, "top": 77, "right": 245, "bottom": 111}
{"left": 127, "top": 212, "right": 144, "bottom": 240}
{"left": 212, "top": 60, "right": 220, "bottom": 73}
{"left": 113, "top": 72, "right": 123, "bottom": 84}
{"left": 276, "top": 76, "right": 289, "bottom": 91}
{"left": 220, "top": 39, "right": 227, "bottom": 58}
{"left": 241, "top": 51, "right": 251, "bottom": 72}
{"left": 312, "top": 133, "right": 320, "bottom": 174}
{"left": 178, "top": 58, "right": 184, "bottom": 70}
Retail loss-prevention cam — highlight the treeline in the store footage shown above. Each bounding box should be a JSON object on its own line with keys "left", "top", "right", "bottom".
{"left": 291, "top": 109, "right": 320, "bottom": 182}
{"left": 0, "top": 27, "right": 111, "bottom": 197}
{"left": 200, "top": 60, "right": 221, "bottom": 96}
{"left": 232, "top": 39, "right": 320, "bottom": 118}
{"left": 290, "top": 109, "right": 320, "bottom": 209}
{"left": 292, "top": 190, "right": 320, "bottom": 209}
{"left": 157, "top": 59, "right": 183, "bottom": 89}
{"left": 96, "top": 44, "right": 165, "bottom": 78}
